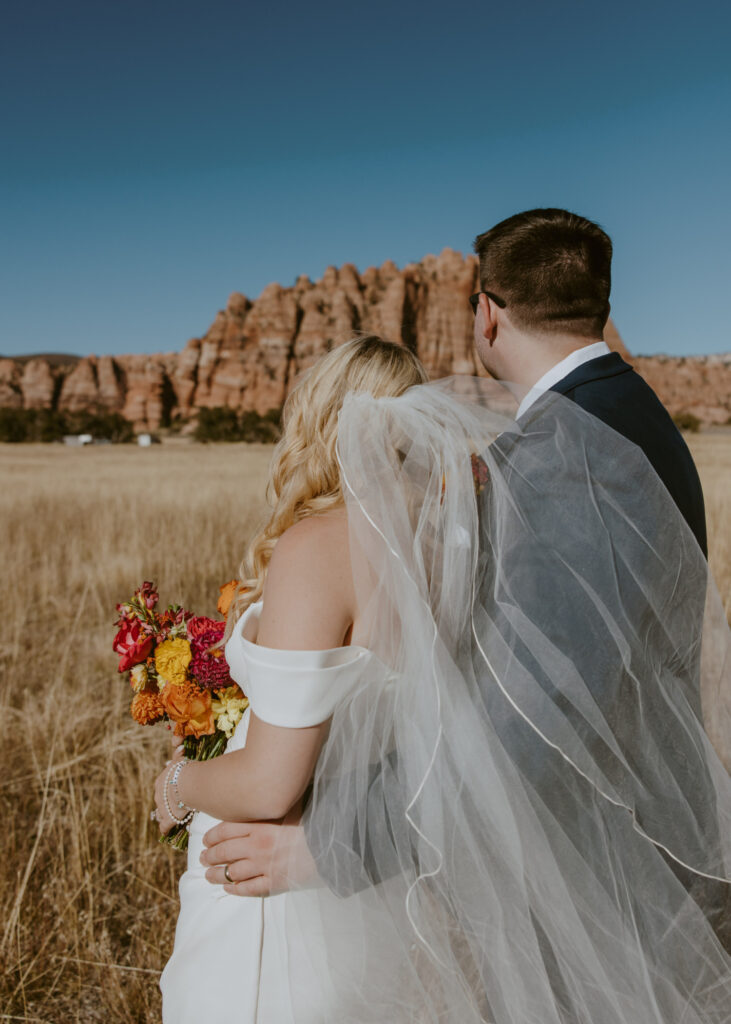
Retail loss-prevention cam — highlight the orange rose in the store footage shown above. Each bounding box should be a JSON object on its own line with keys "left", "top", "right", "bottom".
{"left": 217, "top": 579, "right": 240, "bottom": 619}
{"left": 159, "top": 680, "right": 215, "bottom": 739}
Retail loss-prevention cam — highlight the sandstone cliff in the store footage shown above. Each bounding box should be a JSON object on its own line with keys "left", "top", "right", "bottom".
{"left": 1, "top": 251, "right": 728, "bottom": 430}
{"left": 633, "top": 353, "right": 731, "bottom": 426}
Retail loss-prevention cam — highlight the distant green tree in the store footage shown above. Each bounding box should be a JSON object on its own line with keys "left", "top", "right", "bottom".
{"left": 194, "top": 407, "right": 241, "bottom": 442}
{"left": 194, "top": 407, "right": 282, "bottom": 443}
{"left": 239, "top": 408, "right": 281, "bottom": 443}
{"left": 35, "top": 409, "right": 69, "bottom": 442}
{"left": 71, "top": 410, "right": 135, "bottom": 443}
{"left": 0, "top": 407, "right": 135, "bottom": 443}
{"left": 673, "top": 411, "right": 701, "bottom": 433}
{"left": 0, "top": 408, "right": 29, "bottom": 442}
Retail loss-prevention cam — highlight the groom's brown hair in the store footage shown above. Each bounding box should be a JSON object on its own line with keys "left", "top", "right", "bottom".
{"left": 473, "top": 208, "right": 612, "bottom": 336}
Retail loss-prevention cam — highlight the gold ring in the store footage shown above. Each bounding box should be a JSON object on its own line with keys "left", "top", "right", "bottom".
{"left": 224, "top": 864, "right": 234, "bottom": 883}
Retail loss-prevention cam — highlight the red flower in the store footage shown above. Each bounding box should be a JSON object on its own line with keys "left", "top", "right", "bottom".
{"left": 135, "top": 581, "right": 159, "bottom": 610}
{"left": 113, "top": 618, "right": 154, "bottom": 672}
{"left": 188, "top": 616, "right": 225, "bottom": 643}
{"left": 187, "top": 617, "right": 231, "bottom": 690}
{"left": 471, "top": 453, "right": 490, "bottom": 495}
{"left": 158, "top": 606, "right": 192, "bottom": 637}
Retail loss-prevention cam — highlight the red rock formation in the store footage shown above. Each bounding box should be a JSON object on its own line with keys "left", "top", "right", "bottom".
{"left": 1, "top": 252, "right": 728, "bottom": 430}
{"left": 21, "top": 358, "right": 57, "bottom": 409}
{"left": 58, "top": 356, "right": 104, "bottom": 412}
{"left": 119, "top": 355, "right": 175, "bottom": 428}
{"left": 633, "top": 354, "right": 731, "bottom": 425}
{"left": 0, "top": 360, "right": 23, "bottom": 409}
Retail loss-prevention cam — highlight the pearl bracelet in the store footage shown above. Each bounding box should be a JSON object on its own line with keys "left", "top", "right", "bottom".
{"left": 171, "top": 758, "right": 197, "bottom": 815}
{"left": 163, "top": 760, "right": 194, "bottom": 826}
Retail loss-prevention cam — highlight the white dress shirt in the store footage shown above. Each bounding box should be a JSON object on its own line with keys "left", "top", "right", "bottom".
{"left": 516, "top": 342, "right": 611, "bottom": 419}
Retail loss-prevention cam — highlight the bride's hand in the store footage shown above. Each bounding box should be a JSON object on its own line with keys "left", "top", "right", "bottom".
{"left": 171, "top": 731, "right": 184, "bottom": 758}
{"left": 153, "top": 763, "right": 177, "bottom": 834}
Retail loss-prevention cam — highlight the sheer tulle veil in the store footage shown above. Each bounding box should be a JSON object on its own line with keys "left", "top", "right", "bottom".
{"left": 277, "top": 377, "right": 730, "bottom": 1023}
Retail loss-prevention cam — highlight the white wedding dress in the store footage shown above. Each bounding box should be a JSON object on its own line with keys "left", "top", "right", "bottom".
{"left": 160, "top": 599, "right": 371, "bottom": 1023}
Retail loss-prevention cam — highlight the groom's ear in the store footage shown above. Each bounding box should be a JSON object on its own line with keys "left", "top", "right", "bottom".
{"left": 478, "top": 293, "right": 498, "bottom": 344}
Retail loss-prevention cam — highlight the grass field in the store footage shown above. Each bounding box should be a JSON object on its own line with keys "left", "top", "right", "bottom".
{"left": 686, "top": 431, "right": 731, "bottom": 617}
{"left": 1, "top": 433, "right": 729, "bottom": 1022}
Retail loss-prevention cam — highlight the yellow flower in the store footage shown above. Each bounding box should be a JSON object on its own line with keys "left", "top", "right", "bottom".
{"left": 211, "top": 685, "right": 249, "bottom": 739}
{"left": 129, "top": 663, "right": 148, "bottom": 692}
{"left": 155, "top": 637, "right": 192, "bottom": 686}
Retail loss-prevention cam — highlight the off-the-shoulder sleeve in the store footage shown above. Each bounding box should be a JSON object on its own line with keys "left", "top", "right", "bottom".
{"left": 224, "top": 603, "right": 371, "bottom": 728}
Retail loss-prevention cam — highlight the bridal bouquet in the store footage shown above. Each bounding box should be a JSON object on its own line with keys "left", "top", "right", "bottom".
{"left": 113, "top": 580, "right": 246, "bottom": 850}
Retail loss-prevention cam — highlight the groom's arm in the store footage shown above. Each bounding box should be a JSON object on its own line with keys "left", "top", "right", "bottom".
{"left": 201, "top": 807, "right": 318, "bottom": 896}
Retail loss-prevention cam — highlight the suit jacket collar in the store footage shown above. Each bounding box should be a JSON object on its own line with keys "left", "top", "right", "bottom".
{"left": 549, "top": 351, "right": 633, "bottom": 395}
{"left": 494, "top": 353, "right": 635, "bottom": 460}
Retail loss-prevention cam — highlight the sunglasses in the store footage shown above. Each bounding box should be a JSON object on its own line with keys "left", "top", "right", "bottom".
{"left": 469, "top": 290, "right": 507, "bottom": 313}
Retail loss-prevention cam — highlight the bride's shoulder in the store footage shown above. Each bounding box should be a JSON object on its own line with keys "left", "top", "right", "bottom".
{"left": 269, "top": 510, "right": 349, "bottom": 573}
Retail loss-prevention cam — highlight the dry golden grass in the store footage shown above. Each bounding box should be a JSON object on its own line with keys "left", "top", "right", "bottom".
{"left": 1, "top": 431, "right": 729, "bottom": 1022}
{"left": 686, "top": 430, "right": 731, "bottom": 618}
{"left": 1, "top": 441, "right": 271, "bottom": 1022}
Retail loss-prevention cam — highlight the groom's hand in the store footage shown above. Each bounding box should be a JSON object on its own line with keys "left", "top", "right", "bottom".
{"left": 200, "top": 806, "right": 318, "bottom": 896}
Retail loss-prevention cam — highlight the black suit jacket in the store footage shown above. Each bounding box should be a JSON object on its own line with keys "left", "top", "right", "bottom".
{"left": 484, "top": 362, "right": 724, "bottom": 948}
{"left": 547, "top": 352, "right": 707, "bottom": 555}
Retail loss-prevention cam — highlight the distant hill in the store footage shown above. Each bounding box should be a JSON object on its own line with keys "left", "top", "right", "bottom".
{"left": 0, "top": 252, "right": 729, "bottom": 430}
{"left": 1, "top": 352, "right": 81, "bottom": 367}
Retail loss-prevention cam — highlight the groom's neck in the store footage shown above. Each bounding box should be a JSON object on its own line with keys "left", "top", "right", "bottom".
{"left": 499, "top": 330, "right": 603, "bottom": 389}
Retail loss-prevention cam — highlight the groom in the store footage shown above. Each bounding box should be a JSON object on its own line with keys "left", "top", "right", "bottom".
{"left": 200, "top": 207, "right": 709, "bottom": 895}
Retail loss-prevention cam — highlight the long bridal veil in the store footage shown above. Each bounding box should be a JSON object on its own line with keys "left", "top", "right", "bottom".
{"left": 279, "top": 378, "right": 730, "bottom": 1024}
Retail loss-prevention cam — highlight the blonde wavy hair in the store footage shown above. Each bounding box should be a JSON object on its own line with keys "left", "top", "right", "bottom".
{"left": 225, "top": 335, "right": 428, "bottom": 635}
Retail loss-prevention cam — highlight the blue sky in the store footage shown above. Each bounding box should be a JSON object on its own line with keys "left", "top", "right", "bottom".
{"left": 2, "top": 0, "right": 729, "bottom": 358}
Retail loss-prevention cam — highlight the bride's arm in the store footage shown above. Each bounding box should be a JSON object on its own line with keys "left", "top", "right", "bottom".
{"left": 154, "top": 513, "right": 355, "bottom": 826}
{"left": 158, "top": 713, "right": 326, "bottom": 823}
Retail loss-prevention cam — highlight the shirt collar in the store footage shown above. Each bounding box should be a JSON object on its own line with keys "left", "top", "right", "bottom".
{"left": 516, "top": 342, "right": 610, "bottom": 419}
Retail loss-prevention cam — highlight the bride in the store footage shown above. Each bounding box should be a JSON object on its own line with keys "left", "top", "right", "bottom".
{"left": 156, "top": 335, "right": 731, "bottom": 1023}
{"left": 157, "top": 335, "right": 428, "bottom": 1022}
